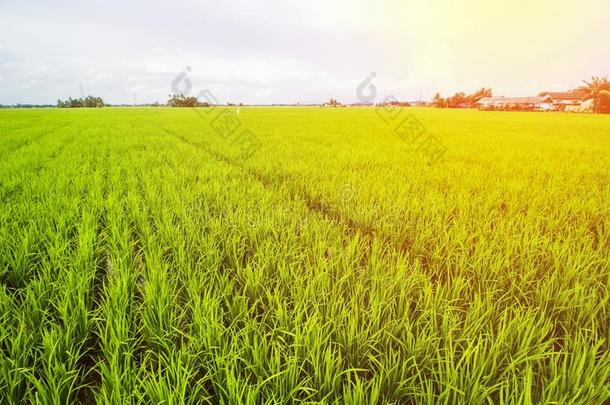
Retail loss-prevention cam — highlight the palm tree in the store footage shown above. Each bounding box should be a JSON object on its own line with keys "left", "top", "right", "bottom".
{"left": 432, "top": 93, "right": 446, "bottom": 108}
{"left": 578, "top": 76, "right": 610, "bottom": 113}
{"left": 476, "top": 88, "right": 492, "bottom": 98}
{"left": 468, "top": 88, "right": 493, "bottom": 107}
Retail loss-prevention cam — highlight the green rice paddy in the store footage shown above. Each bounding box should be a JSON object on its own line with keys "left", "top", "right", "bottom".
{"left": 1, "top": 107, "right": 609, "bottom": 403}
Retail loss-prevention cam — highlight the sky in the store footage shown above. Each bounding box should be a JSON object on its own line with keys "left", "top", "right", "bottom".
{"left": 1, "top": 0, "right": 609, "bottom": 105}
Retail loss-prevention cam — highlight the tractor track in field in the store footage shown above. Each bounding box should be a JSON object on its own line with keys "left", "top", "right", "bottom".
{"left": 75, "top": 146, "right": 112, "bottom": 403}
{"left": 126, "top": 113, "right": 407, "bottom": 271}
{"left": 116, "top": 135, "right": 223, "bottom": 400}
{"left": 81, "top": 155, "right": 154, "bottom": 402}
{"left": 76, "top": 141, "right": 149, "bottom": 402}
{"left": 128, "top": 143, "right": 223, "bottom": 400}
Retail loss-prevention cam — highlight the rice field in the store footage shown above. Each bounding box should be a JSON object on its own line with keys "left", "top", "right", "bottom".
{"left": 1, "top": 106, "right": 609, "bottom": 403}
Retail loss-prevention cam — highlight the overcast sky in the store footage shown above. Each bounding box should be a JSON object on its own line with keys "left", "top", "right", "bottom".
{"left": 1, "top": 0, "right": 609, "bottom": 105}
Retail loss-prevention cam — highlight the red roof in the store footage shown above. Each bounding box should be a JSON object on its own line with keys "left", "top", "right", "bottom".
{"left": 538, "top": 92, "right": 584, "bottom": 101}
{"left": 476, "top": 96, "right": 552, "bottom": 105}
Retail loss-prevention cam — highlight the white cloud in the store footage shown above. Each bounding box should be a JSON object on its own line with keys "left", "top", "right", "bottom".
{"left": 0, "top": 0, "right": 609, "bottom": 104}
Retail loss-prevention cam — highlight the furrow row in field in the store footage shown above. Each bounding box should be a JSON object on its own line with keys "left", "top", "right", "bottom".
{"left": 0, "top": 116, "right": 82, "bottom": 158}
{"left": 0, "top": 139, "right": 85, "bottom": 290}
{"left": 0, "top": 113, "right": 62, "bottom": 145}
{"left": 0, "top": 122, "right": 84, "bottom": 206}
{"left": 0, "top": 129, "right": 107, "bottom": 403}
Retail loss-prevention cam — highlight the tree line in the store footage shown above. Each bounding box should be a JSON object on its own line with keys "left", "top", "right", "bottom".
{"left": 57, "top": 96, "right": 105, "bottom": 108}
{"left": 0, "top": 104, "right": 55, "bottom": 109}
{"left": 432, "top": 88, "right": 492, "bottom": 109}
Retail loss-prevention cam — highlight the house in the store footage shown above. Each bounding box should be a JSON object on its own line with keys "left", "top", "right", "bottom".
{"left": 475, "top": 97, "right": 504, "bottom": 109}
{"left": 579, "top": 98, "right": 594, "bottom": 113}
{"left": 538, "top": 92, "right": 584, "bottom": 112}
{"left": 475, "top": 95, "right": 554, "bottom": 111}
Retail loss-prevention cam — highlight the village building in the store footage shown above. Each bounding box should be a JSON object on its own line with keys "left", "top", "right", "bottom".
{"left": 476, "top": 92, "right": 593, "bottom": 112}
{"left": 475, "top": 95, "right": 554, "bottom": 111}
{"left": 538, "top": 92, "right": 583, "bottom": 112}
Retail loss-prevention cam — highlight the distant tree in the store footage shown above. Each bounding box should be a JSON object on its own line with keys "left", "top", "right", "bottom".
{"left": 447, "top": 92, "right": 467, "bottom": 108}
{"left": 432, "top": 93, "right": 446, "bottom": 108}
{"left": 433, "top": 88, "right": 492, "bottom": 109}
{"left": 467, "top": 88, "right": 492, "bottom": 107}
{"left": 167, "top": 94, "right": 209, "bottom": 107}
{"left": 577, "top": 76, "right": 610, "bottom": 113}
{"left": 57, "top": 95, "right": 104, "bottom": 108}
